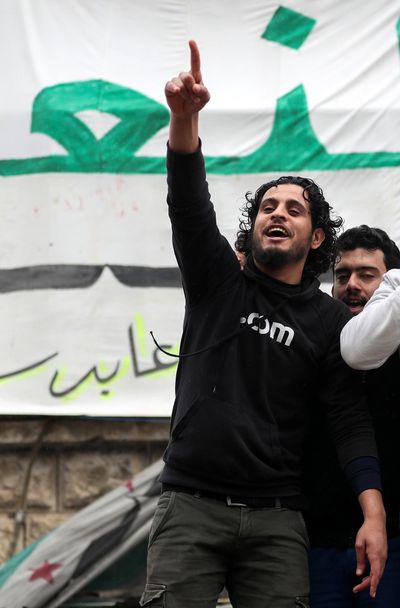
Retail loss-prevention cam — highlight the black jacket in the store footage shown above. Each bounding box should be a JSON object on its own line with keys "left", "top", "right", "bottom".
{"left": 160, "top": 144, "right": 377, "bottom": 499}
{"left": 305, "top": 351, "right": 400, "bottom": 547}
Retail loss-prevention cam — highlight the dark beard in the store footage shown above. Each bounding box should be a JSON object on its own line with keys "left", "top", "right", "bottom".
{"left": 252, "top": 239, "right": 310, "bottom": 269}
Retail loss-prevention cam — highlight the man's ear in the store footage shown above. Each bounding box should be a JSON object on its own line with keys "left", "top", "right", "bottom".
{"left": 235, "top": 250, "right": 246, "bottom": 270}
{"left": 310, "top": 228, "right": 325, "bottom": 250}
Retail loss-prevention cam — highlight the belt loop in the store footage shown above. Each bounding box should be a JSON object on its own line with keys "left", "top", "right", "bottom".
{"left": 275, "top": 497, "right": 281, "bottom": 508}
{"left": 226, "top": 496, "right": 248, "bottom": 507}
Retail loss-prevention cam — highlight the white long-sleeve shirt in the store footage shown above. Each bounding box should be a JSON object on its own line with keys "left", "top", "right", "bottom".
{"left": 341, "top": 269, "right": 400, "bottom": 370}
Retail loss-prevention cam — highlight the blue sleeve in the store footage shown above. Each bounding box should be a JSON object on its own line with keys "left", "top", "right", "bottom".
{"left": 345, "top": 455, "right": 382, "bottom": 496}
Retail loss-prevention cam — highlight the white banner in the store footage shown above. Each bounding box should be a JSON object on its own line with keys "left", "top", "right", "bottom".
{"left": 0, "top": 0, "right": 399, "bottom": 415}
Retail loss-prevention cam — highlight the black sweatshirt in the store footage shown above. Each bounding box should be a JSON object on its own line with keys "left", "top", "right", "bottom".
{"left": 160, "top": 144, "right": 378, "bottom": 500}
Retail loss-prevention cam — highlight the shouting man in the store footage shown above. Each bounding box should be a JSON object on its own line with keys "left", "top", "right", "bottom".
{"left": 140, "top": 43, "right": 386, "bottom": 608}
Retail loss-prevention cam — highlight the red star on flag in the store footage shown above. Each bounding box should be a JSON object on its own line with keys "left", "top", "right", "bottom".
{"left": 125, "top": 478, "right": 134, "bottom": 492}
{"left": 29, "top": 560, "right": 61, "bottom": 584}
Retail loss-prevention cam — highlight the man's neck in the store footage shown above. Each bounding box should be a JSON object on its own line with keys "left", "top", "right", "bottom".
{"left": 253, "top": 258, "right": 304, "bottom": 285}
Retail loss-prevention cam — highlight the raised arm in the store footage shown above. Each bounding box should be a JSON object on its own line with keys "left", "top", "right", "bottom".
{"left": 341, "top": 269, "right": 400, "bottom": 369}
{"left": 164, "top": 41, "right": 238, "bottom": 304}
{"left": 165, "top": 40, "right": 210, "bottom": 153}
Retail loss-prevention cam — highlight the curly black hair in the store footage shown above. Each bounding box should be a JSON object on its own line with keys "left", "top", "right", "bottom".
{"left": 336, "top": 225, "right": 400, "bottom": 271}
{"left": 235, "top": 176, "right": 343, "bottom": 278}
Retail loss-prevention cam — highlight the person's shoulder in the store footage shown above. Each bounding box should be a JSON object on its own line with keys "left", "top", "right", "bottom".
{"left": 382, "top": 268, "right": 400, "bottom": 288}
{"left": 312, "top": 289, "right": 352, "bottom": 334}
{"left": 316, "top": 288, "right": 352, "bottom": 317}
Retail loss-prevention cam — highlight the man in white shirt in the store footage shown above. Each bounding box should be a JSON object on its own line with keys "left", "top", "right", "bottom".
{"left": 340, "top": 233, "right": 400, "bottom": 370}
{"left": 306, "top": 224, "right": 400, "bottom": 607}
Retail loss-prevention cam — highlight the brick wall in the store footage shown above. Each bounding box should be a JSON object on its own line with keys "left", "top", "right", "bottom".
{"left": 0, "top": 418, "right": 169, "bottom": 564}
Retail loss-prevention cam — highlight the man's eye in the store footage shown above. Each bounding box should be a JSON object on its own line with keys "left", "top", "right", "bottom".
{"left": 289, "top": 208, "right": 301, "bottom": 216}
{"left": 263, "top": 206, "right": 274, "bottom": 213}
{"left": 360, "top": 274, "right": 375, "bottom": 281}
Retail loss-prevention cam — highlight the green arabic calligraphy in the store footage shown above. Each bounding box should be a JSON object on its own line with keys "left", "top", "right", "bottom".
{"left": 0, "top": 15, "right": 398, "bottom": 176}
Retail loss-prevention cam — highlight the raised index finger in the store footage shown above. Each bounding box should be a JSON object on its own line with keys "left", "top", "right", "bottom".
{"left": 189, "top": 39, "right": 201, "bottom": 83}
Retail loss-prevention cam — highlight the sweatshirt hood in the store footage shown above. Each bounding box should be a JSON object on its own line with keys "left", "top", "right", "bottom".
{"left": 243, "top": 254, "right": 320, "bottom": 303}
{"left": 152, "top": 254, "right": 322, "bottom": 360}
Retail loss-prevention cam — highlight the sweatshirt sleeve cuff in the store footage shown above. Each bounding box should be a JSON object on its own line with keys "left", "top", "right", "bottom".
{"left": 344, "top": 456, "right": 382, "bottom": 496}
{"left": 166, "top": 138, "right": 202, "bottom": 160}
{"left": 166, "top": 139, "right": 208, "bottom": 208}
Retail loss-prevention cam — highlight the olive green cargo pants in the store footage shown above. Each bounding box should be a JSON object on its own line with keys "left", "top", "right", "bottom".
{"left": 140, "top": 490, "right": 310, "bottom": 608}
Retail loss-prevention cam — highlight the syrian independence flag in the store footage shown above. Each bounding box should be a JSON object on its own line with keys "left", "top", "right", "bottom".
{"left": 0, "top": 460, "right": 162, "bottom": 608}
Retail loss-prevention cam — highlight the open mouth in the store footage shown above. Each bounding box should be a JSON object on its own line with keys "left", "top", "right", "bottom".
{"left": 343, "top": 297, "right": 367, "bottom": 313}
{"left": 265, "top": 225, "right": 290, "bottom": 239}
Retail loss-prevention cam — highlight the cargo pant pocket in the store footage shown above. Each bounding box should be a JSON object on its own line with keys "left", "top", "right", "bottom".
{"left": 148, "top": 491, "right": 176, "bottom": 548}
{"left": 140, "top": 583, "right": 167, "bottom": 607}
{"left": 295, "top": 511, "right": 310, "bottom": 550}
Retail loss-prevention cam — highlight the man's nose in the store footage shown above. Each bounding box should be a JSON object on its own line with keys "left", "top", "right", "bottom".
{"left": 270, "top": 203, "right": 287, "bottom": 219}
{"left": 346, "top": 273, "right": 361, "bottom": 291}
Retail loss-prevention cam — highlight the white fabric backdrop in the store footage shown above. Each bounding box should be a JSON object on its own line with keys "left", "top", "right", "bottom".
{"left": 0, "top": 0, "right": 399, "bottom": 415}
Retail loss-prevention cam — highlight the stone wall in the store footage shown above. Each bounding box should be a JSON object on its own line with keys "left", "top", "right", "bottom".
{"left": 0, "top": 417, "right": 169, "bottom": 564}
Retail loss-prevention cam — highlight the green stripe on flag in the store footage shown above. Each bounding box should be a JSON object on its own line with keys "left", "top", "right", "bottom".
{"left": 0, "top": 538, "right": 44, "bottom": 588}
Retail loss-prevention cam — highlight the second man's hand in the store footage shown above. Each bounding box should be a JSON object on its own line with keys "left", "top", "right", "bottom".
{"left": 353, "top": 489, "right": 387, "bottom": 598}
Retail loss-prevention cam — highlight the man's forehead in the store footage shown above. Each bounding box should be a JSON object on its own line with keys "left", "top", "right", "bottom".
{"left": 335, "top": 247, "right": 386, "bottom": 272}
{"left": 261, "top": 183, "right": 308, "bottom": 204}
